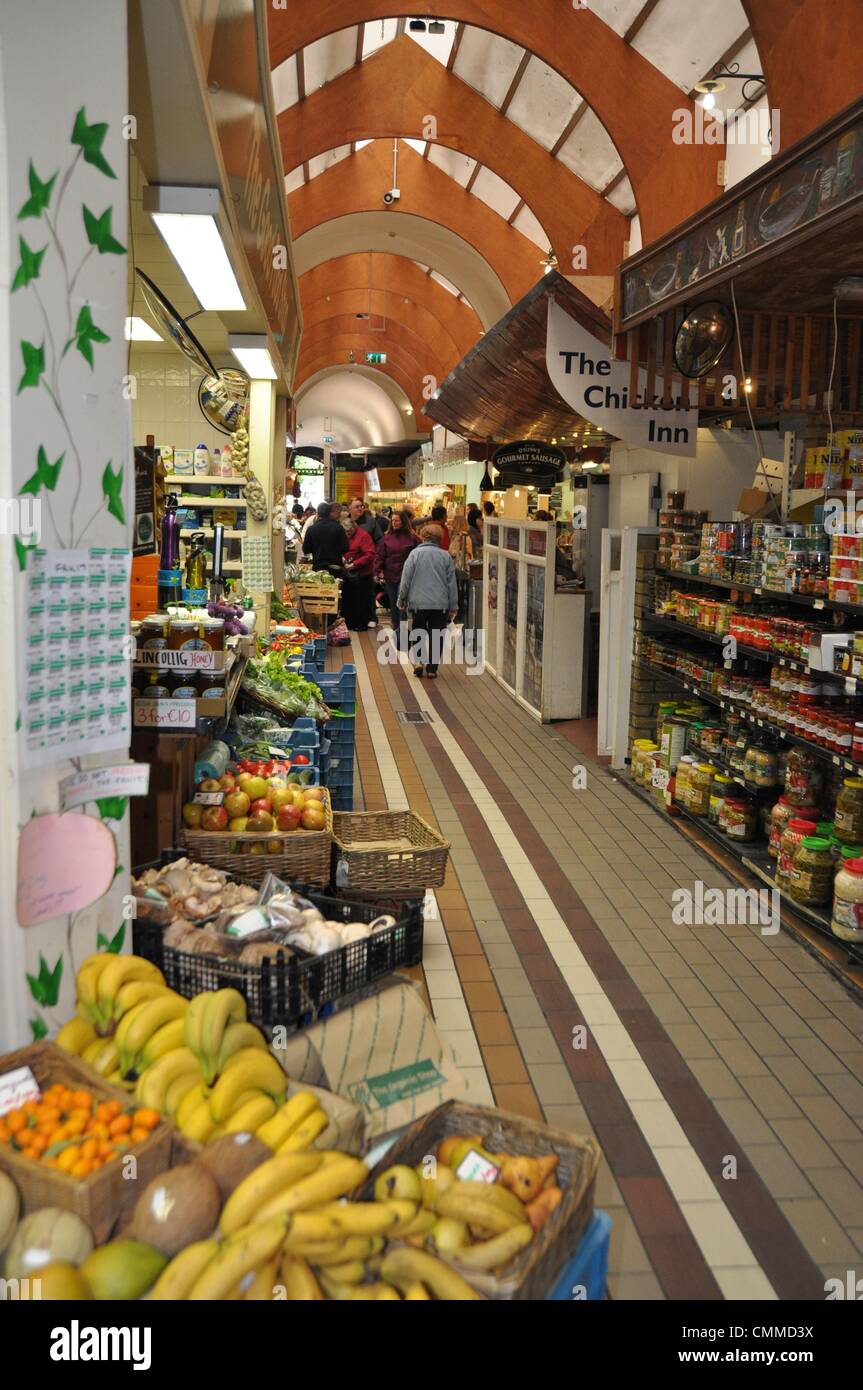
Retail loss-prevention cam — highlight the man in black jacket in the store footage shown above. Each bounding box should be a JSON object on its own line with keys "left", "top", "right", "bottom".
{"left": 349, "top": 496, "right": 384, "bottom": 544}
{"left": 303, "top": 501, "right": 348, "bottom": 575}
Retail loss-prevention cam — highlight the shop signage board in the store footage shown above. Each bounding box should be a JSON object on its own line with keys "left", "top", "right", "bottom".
{"left": 134, "top": 699, "right": 198, "bottom": 731}
{"left": 17, "top": 812, "right": 117, "bottom": 928}
{"left": 135, "top": 647, "right": 226, "bottom": 672}
{"left": 546, "top": 300, "right": 699, "bottom": 457}
{"left": 60, "top": 764, "right": 151, "bottom": 811}
{"left": 492, "top": 440, "right": 565, "bottom": 487}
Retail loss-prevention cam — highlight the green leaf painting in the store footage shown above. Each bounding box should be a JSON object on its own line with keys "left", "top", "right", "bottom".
{"left": 18, "top": 161, "right": 57, "bottom": 219}
{"left": 102, "top": 460, "right": 125, "bottom": 524}
{"left": 72, "top": 107, "right": 116, "bottom": 179}
{"left": 65, "top": 303, "right": 109, "bottom": 368}
{"left": 29, "top": 1015, "right": 49, "bottom": 1043}
{"left": 12, "top": 236, "right": 47, "bottom": 292}
{"left": 26, "top": 953, "right": 63, "bottom": 1007}
{"left": 96, "top": 795, "right": 128, "bottom": 821}
{"left": 17, "top": 339, "right": 44, "bottom": 392}
{"left": 14, "top": 536, "right": 37, "bottom": 571}
{"left": 97, "top": 923, "right": 125, "bottom": 954}
{"left": 21, "top": 446, "right": 64, "bottom": 497}
{"left": 82, "top": 204, "right": 125, "bottom": 255}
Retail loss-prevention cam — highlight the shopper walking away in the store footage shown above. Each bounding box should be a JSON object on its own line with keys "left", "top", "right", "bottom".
{"left": 467, "top": 506, "right": 483, "bottom": 552}
{"left": 375, "top": 508, "right": 419, "bottom": 650}
{"left": 303, "top": 500, "right": 348, "bottom": 576}
{"left": 419, "top": 504, "right": 451, "bottom": 551}
{"left": 348, "top": 497, "right": 384, "bottom": 544}
{"left": 482, "top": 500, "right": 496, "bottom": 518}
{"left": 341, "top": 518, "right": 376, "bottom": 630}
{"left": 398, "top": 523, "right": 458, "bottom": 678}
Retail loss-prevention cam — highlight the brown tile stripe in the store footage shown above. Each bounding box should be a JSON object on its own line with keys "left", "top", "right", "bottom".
{"left": 391, "top": 659, "right": 827, "bottom": 1301}
{"left": 360, "top": 642, "right": 546, "bottom": 1120}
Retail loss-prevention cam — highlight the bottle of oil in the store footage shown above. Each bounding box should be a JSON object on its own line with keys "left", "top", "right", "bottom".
{"left": 185, "top": 531, "right": 208, "bottom": 591}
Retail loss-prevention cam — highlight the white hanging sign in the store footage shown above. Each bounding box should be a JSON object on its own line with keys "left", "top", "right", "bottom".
{"left": 546, "top": 300, "right": 699, "bottom": 457}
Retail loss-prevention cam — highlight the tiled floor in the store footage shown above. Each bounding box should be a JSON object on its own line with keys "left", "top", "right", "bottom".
{"left": 337, "top": 634, "right": 863, "bottom": 1300}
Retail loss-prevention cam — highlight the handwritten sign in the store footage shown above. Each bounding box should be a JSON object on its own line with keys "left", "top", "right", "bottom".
{"left": 135, "top": 647, "right": 225, "bottom": 671}
{"left": 0, "top": 1066, "right": 40, "bottom": 1115}
{"left": 134, "top": 699, "right": 198, "bottom": 730}
{"left": 17, "top": 813, "right": 117, "bottom": 927}
{"left": 194, "top": 791, "right": 224, "bottom": 805}
{"left": 60, "top": 763, "right": 151, "bottom": 811}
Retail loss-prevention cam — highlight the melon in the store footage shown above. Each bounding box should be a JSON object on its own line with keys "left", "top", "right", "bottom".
{"left": 0, "top": 1172, "right": 20, "bottom": 1255}
{"left": 4, "top": 1207, "right": 93, "bottom": 1279}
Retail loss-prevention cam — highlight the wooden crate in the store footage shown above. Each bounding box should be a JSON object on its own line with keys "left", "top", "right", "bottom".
{"left": 0, "top": 1044, "right": 172, "bottom": 1244}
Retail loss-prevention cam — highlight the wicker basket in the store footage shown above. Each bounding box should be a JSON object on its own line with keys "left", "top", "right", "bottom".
{"left": 181, "top": 791, "right": 333, "bottom": 886}
{"left": 332, "top": 810, "right": 450, "bottom": 896}
{"left": 361, "top": 1100, "right": 599, "bottom": 1300}
{"left": 0, "top": 1043, "right": 172, "bottom": 1244}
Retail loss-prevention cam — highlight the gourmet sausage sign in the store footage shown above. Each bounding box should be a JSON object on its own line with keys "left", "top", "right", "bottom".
{"left": 546, "top": 299, "right": 698, "bottom": 457}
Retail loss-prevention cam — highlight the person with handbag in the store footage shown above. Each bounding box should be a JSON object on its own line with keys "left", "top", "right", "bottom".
{"left": 397, "top": 523, "right": 458, "bottom": 678}
{"left": 375, "top": 508, "right": 418, "bottom": 651}
{"left": 341, "top": 517, "right": 376, "bottom": 630}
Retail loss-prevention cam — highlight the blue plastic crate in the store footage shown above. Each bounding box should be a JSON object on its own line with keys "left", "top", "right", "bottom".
{"left": 330, "top": 788, "right": 354, "bottom": 810}
{"left": 546, "top": 1211, "right": 610, "bottom": 1301}
{"left": 303, "top": 639, "right": 326, "bottom": 669}
{"left": 304, "top": 666, "right": 356, "bottom": 699}
{"left": 323, "top": 764, "right": 353, "bottom": 789}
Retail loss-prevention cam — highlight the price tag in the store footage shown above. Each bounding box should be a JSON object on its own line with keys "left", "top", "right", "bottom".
{"left": 724, "top": 660, "right": 732, "bottom": 670}
{"left": 133, "top": 698, "right": 196, "bottom": 731}
{"left": 755, "top": 587, "right": 762, "bottom": 595}
{"left": 779, "top": 657, "right": 786, "bottom": 666}
{"left": 757, "top": 720, "right": 764, "bottom": 727}
{"left": 833, "top": 755, "right": 841, "bottom": 765}
{"left": 846, "top": 678, "right": 857, "bottom": 695}
{"left": 814, "top": 599, "right": 825, "bottom": 610}
{"left": 194, "top": 791, "right": 224, "bottom": 805}
{"left": 720, "top": 700, "right": 725, "bottom": 708}
{"left": 455, "top": 1149, "right": 501, "bottom": 1184}
{"left": 651, "top": 767, "right": 671, "bottom": 791}
{"left": 0, "top": 1066, "right": 40, "bottom": 1116}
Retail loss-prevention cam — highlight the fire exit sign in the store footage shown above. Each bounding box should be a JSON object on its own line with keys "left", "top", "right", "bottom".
{"left": 365, "top": 352, "right": 387, "bottom": 364}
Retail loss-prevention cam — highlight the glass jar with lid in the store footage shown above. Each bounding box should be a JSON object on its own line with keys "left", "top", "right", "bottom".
{"left": 834, "top": 777, "right": 863, "bottom": 844}
{"left": 831, "top": 857, "right": 863, "bottom": 942}
{"left": 784, "top": 747, "right": 824, "bottom": 807}
{"left": 776, "top": 818, "right": 817, "bottom": 889}
{"left": 688, "top": 763, "right": 715, "bottom": 817}
{"left": 720, "top": 796, "right": 758, "bottom": 841}
{"left": 675, "top": 755, "right": 695, "bottom": 805}
{"left": 788, "top": 836, "right": 834, "bottom": 907}
{"left": 837, "top": 841, "right": 863, "bottom": 872}
{"left": 709, "top": 772, "right": 734, "bottom": 825}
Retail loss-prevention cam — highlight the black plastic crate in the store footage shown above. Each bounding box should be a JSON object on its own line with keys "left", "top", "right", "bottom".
{"left": 131, "top": 853, "right": 423, "bottom": 1031}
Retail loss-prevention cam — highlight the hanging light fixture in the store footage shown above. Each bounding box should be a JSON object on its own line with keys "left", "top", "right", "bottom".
{"left": 479, "top": 442, "right": 494, "bottom": 492}
{"left": 409, "top": 17, "right": 427, "bottom": 32}
{"left": 693, "top": 78, "right": 725, "bottom": 110}
{"left": 541, "top": 249, "right": 558, "bottom": 275}
{"left": 428, "top": 19, "right": 446, "bottom": 33}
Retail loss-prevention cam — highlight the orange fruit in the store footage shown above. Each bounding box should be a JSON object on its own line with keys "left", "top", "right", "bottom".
{"left": 89, "top": 1122, "right": 109, "bottom": 1142}
{"left": 56, "top": 1146, "right": 81, "bottom": 1173}
{"left": 38, "top": 1106, "right": 61, "bottom": 1128}
{"left": 71, "top": 1090, "right": 92, "bottom": 1110}
{"left": 7, "top": 1111, "right": 26, "bottom": 1135}
{"left": 98, "top": 1141, "right": 114, "bottom": 1159}
{"left": 29, "top": 1133, "right": 49, "bottom": 1155}
{"left": 108, "top": 1114, "right": 132, "bottom": 1137}
{"left": 94, "top": 1102, "right": 114, "bottom": 1124}
{"left": 133, "top": 1108, "right": 160, "bottom": 1131}
{"left": 129, "top": 1127, "right": 150, "bottom": 1145}
{"left": 66, "top": 1115, "right": 87, "bottom": 1137}
{"left": 81, "top": 1138, "right": 99, "bottom": 1163}
{"left": 70, "top": 1159, "right": 93, "bottom": 1180}
{"left": 22, "top": 1100, "right": 39, "bottom": 1116}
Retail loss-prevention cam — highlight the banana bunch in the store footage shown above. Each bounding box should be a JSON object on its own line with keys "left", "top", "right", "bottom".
{"left": 75, "top": 953, "right": 165, "bottom": 1033}
{"left": 115, "top": 991, "right": 188, "bottom": 1078}
{"left": 255, "top": 1091, "right": 329, "bottom": 1154}
{"left": 166, "top": 1046, "right": 287, "bottom": 1145}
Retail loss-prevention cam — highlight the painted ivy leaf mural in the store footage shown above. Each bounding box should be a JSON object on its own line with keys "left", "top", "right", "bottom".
{"left": 27, "top": 953, "right": 63, "bottom": 1007}
{"left": 96, "top": 795, "right": 128, "bottom": 821}
{"left": 18, "top": 161, "right": 57, "bottom": 220}
{"left": 29, "top": 1016, "right": 49, "bottom": 1042}
{"left": 97, "top": 923, "right": 126, "bottom": 954}
{"left": 12, "top": 236, "right": 47, "bottom": 292}
{"left": 102, "top": 461, "right": 125, "bottom": 524}
{"left": 21, "top": 446, "right": 64, "bottom": 497}
{"left": 72, "top": 107, "right": 116, "bottom": 180}
{"left": 14, "top": 536, "right": 38, "bottom": 571}
{"left": 82, "top": 204, "right": 125, "bottom": 255}
{"left": 17, "top": 339, "right": 44, "bottom": 392}
{"left": 64, "top": 303, "right": 109, "bottom": 368}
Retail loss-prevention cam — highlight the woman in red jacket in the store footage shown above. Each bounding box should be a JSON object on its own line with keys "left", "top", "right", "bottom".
{"left": 341, "top": 518, "right": 377, "bottom": 630}
{"left": 375, "top": 509, "right": 419, "bottom": 650}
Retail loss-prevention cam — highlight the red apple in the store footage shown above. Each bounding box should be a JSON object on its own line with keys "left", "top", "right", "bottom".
{"left": 224, "top": 789, "right": 251, "bottom": 818}
{"left": 250, "top": 796, "right": 272, "bottom": 817}
{"left": 228, "top": 816, "right": 249, "bottom": 832}
{"left": 269, "top": 788, "right": 293, "bottom": 814}
{"left": 182, "top": 801, "right": 203, "bottom": 828}
{"left": 276, "top": 804, "right": 302, "bottom": 832}
{"left": 247, "top": 810, "right": 275, "bottom": 832}
{"left": 302, "top": 787, "right": 325, "bottom": 803}
{"left": 201, "top": 805, "right": 229, "bottom": 832}
{"left": 301, "top": 807, "right": 326, "bottom": 831}
{"left": 219, "top": 772, "right": 236, "bottom": 791}
{"left": 199, "top": 778, "right": 222, "bottom": 793}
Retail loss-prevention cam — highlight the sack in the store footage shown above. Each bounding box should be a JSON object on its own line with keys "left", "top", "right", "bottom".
{"left": 328, "top": 619, "right": 350, "bottom": 645}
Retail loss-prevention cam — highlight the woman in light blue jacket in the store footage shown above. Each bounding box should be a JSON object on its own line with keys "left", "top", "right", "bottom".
{"left": 397, "top": 524, "right": 459, "bottom": 678}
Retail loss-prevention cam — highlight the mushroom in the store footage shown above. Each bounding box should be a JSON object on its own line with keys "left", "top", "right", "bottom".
{"left": 183, "top": 894, "right": 221, "bottom": 920}
{"left": 164, "top": 918, "right": 197, "bottom": 948}
{"left": 185, "top": 930, "right": 225, "bottom": 956}
{"left": 192, "top": 870, "right": 225, "bottom": 897}
{"left": 340, "top": 922, "right": 371, "bottom": 944}
{"left": 307, "top": 923, "right": 343, "bottom": 956}
{"left": 158, "top": 866, "right": 194, "bottom": 897}
{"left": 369, "top": 914, "right": 397, "bottom": 933}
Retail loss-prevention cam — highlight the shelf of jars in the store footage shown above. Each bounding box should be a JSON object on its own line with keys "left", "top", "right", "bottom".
{"left": 657, "top": 567, "right": 863, "bottom": 618}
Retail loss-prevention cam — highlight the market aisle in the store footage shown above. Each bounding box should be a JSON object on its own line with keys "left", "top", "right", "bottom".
{"left": 341, "top": 635, "right": 863, "bottom": 1301}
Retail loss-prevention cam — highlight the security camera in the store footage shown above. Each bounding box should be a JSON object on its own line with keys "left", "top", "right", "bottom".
{"left": 383, "top": 188, "right": 400, "bottom": 205}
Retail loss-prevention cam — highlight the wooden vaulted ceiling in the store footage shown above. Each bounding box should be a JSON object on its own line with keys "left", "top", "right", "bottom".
{"left": 270, "top": 0, "right": 863, "bottom": 445}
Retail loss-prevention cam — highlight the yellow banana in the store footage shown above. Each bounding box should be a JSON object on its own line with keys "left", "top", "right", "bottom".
{"left": 241, "top": 1255, "right": 280, "bottom": 1301}
{"left": 380, "top": 1247, "right": 481, "bottom": 1301}
{"left": 183, "top": 992, "right": 211, "bottom": 1060}
{"left": 136, "top": 1047, "right": 200, "bottom": 1112}
{"left": 96, "top": 955, "right": 164, "bottom": 1009}
{"left": 436, "top": 1190, "right": 521, "bottom": 1236}
{"left": 276, "top": 1107, "right": 328, "bottom": 1154}
{"left": 322, "top": 1259, "right": 365, "bottom": 1284}
{"left": 208, "top": 1050, "right": 287, "bottom": 1122}
{"left": 319, "top": 1276, "right": 394, "bottom": 1301}
{"left": 150, "top": 1240, "right": 219, "bottom": 1300}
{"left": 55, "top": 1017, "right": 97, "bottom": 1055}
{"left": 397, "top": 1208, "right": 436, "bottom": 1238}
{"left": 448, "top": 1223, "right": 533, "bottom": 1271}
{"left": 176, "top": 1080, "right": 209, "bottom": 1129}
{"left": 256, "top": 1157, "right": 368, "bottom": 1220}
{"left": 180, "top": 1098, "right": 218, "bottom": 1145}
{"left": 404, "top": 1282, "right": 431, "bottom": 1300}
{"left": 187, "top": 1217, "right": 290, "bottom": 1301}
{"left": 279, "top": 1255, "right": 324, "bottom": 1301}
{"left": 76, "top": 955, "right": 118, "bottom": 1027}
{"left": 220, "top": 1152, "right": 324, "bottom": 1236}
{"left": 216, "top": 1021, "right": 267, "bottom": 1075}
{"left": 119, "top": 993, "right": 188, "bottom": 1067}
{"left": 82, "top": 1037, "right": 119, "bottom": 1077}
{"left": 287, "top": 1211, "right": 343, "bottom": 1243}
{"left": 226, "top": 1093, "right": 277, "bottom": 1134}
{"left": 113, "top": 978, "right": 169, "bottom": 1020}
{"left": 256, "top": 1091, "right": 320, "bottom": 1151}
{"left": 199, "top": 989, "right": 248, "bottom": 1085}
{"left": 312, "top": 1202, "right": 401, "bottom": 1238}
{"left": 139, "top": 1016, "right": 188, "bottom": 1070}
{"left": 287, "top": 1235, "right": 376, "bottom": 1265}
{"left": 106, "top": 1068, "right": 134, "bottom": 1090}
{"left": 452, "top": 1180, "right": 526, "bottom": 1221}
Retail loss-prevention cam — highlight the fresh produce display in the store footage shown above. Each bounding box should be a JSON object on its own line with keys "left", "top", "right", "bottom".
{"left": 180, "top": 759, "right": 330, "bottom": 845}
{"left": 131, "top": 859, "right": 259, "bottom": 929}
{"left": 243, "top": 651, "right": 330, "bottom": 720}
{"left": 0, "top": 1084, "right": 161, "bottom": 1177}
{"left": 284, "top": 565, "right": 338, "bottom": 587}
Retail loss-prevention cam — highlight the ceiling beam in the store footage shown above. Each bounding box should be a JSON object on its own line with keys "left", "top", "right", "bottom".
{"left": 507, "top": 197, "right": 525, "bottom": 226}
{"left": 447, "top": 21, "right": 465, "bottom": 71}
{"left": 499, "top": 49, "right": 532, "bottom": 116}
{"left": 600, "top": 166, "right": 627, "bottom": 198}
{"left": 464, "top": 160, "right": 482, "bottom": 194}
{"left": 550, "top": 98, "right": 588, "bottom": 156}
{"left": 296, "top": 49, "right": 305, "bottom": 101}
{"left": 354, "top": 21, "right": 365, "bottom": 64}
{"left": 302, "top": 160, "right": 309, "bottom": 182}
{"left": 687, "top": 27, "right": 753, "bottom": 99}
{"left": 623, "top": 0, "right": 663, "bottom": 45}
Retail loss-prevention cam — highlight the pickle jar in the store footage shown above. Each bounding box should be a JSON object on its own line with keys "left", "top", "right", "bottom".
{"left": 688, "top": 763, "right": 714, "bottom": 817}
{"left": 708, "top": 772, "right": 734, "bottom": 825}
{"left": 833, "top": 777, "right": 863, "bottom": 845}
{"left": 720, "top": 796, "right": 758, "bottom": 842}
{"left": 784, "top": 747, "right": 824, "bottom": 807}
{"left": 776, "top": 818, "right": 818, "bottom": 890}
{"left": 788, "top": 835, "right": 834, "bottom": 907}
{"left": 831, "top": 857, "right": 863, "bottom": 942}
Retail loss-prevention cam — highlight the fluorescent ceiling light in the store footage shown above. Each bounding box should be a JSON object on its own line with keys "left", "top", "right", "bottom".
{"left": 145, "top": 186, "right": 245, "bottom": 311}
{"left": 228, "top": 334, "right": 278, "bottom": 379}
{"left": 125, "top": 316, "right": 162, "bottom": 341}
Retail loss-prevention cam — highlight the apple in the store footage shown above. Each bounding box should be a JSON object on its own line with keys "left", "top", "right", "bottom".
{"left": 228, "top": 816, "right": 249, "bottom": 832}
{"left": 276, "top": 804, "right": 302, "bottom": 832}
{"left": 224, "top": 789, "right": 251, "bottom": 818}
{"left": 269, "top": 788, "right": 293, "bottom": 814}
{"left": 201, "top": 805, "right": 229, "bottom": 832}
{"left": 237, "top": 771, "right": 254, "bottom": 788}
{"left": 301, "top": 807, "right": 326, "bottom": 831}
{"left": 303, "top": 787, "right": 325, "bottom": 803}
{"left": 267, "top": 776, "right": 287, "bottom": 793}
{"left": 289, "top": 788, "right": 306, "bottom": 808}
{"left": 267, "top": 838, "right": 283, "bottom": 854}
{"left": 219, "top": 772, "right": 236, "bottom": 791}
{"left": 182, "top": 801, "right": 203, "bottom": 828}
{"left": 199, "top": 778, "right": 222, "bottom": 793}
{"left": 247, "top": 842, "right": 266, "bottom": 855}
{"left": 247, "top": 810, "right": 275, "bottom": 833}
{"left": 244, "top": 776, "right": 269, "bottom": 802}
{"left": 250, "top": 796, "right": 272, "bottom": 817}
